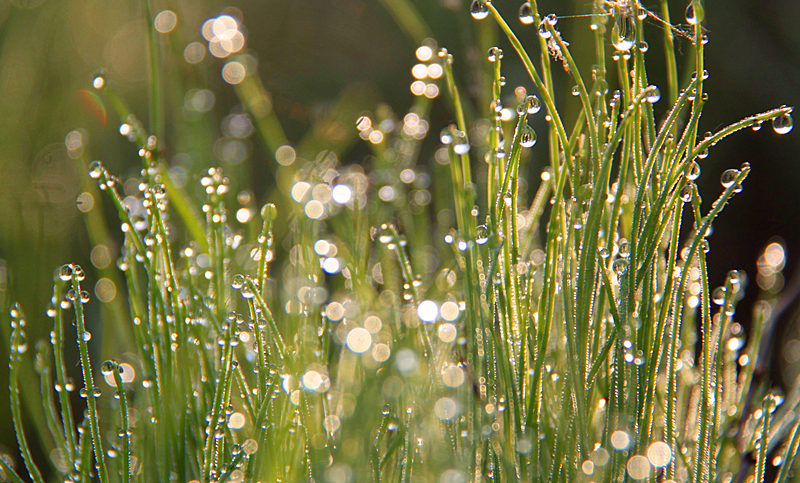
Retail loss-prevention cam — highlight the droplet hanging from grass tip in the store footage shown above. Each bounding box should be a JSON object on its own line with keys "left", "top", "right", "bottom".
{"left": 518, "top": 2, "right": 534, "bottom": 25}
{"left": 772, "top": 112, "right": 793, "bottom": 135}
{"left": 612, "top": 13, "right": 635, "bottom": 51}
{"left": 470, "top": 0, "right": 489, "bottom": 20}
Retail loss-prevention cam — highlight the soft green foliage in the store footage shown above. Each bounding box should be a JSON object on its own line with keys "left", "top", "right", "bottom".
{"left": 3, "top": 0, "right": 799, "bottom": 481}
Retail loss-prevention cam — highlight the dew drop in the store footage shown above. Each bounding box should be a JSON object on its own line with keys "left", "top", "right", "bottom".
{"left": 475, "top": 225, "right": 490, "bottom": 245}
{"left": 525, "top": 95, "right": 541, "bottom": 115}
{"left": 720, "top": 169, "right": 739, "bottom": 188}
{"left": 440, "top": 127, "right": 453, "bottom": 145}
{"left": 487, "top": 46, "right": 503, "bottom": 62}
{"left": 470, "top": 0, "right": 489, "bottom": 20}
{"left": 571, "top": 85, "right": 580, "bottom": 97}
{"left": 727, "top": 270, "right": 742, "bottom": 286}
{"left": 57, "top": 264, "right": 74, "bottom": 282}
{"left": 685, "top": 162, "right": 701, "bottom": 181}
{"left": 88, "top": 161, "right": 104, "bottom": 179}
{"left": 92, "top": 75, "right": 106, "bottom": 90}
{"left": 520, "top": 125, "right": 537, "bottom": 148}
{"left": 518, "top": 2, "right": 534, "bottom": 25}
{"left": 100, "top": 360, "right": 116, "bottom": 375}
{"left": 645, "top": 86, "right": 661, "bottom": 103}
{"left": 231, "top": 274, "right": 245, "bottom": 290}
{"left": 772, "top": 113, "right": 793, "bottom": 135}
{"left": 685, "top": 1, "right": 703, "bottom": 26}
{"left": 712, "top": 286, "right": 726, "bottom": 306}
{"left": 680, "top": 184, "right": 693, "bottom": 203}
{"left": 612, "top": 13, "right": 636, "bottom": 51}
{"left": 453, "top": 131, "right": 470, "bottom": 154}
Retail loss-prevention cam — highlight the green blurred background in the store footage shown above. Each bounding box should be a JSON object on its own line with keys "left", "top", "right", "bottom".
{"left": 0, "top": 0, "right": 798, "bottom": 474}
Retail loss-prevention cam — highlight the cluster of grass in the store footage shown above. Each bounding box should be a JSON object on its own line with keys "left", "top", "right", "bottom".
{"left": 2, "top": 0, "right": 798, "bottom": 481}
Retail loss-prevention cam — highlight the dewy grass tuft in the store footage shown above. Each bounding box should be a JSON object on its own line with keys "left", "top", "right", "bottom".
{"left": 1, "top": 0, "right": 797, "bottom": 481}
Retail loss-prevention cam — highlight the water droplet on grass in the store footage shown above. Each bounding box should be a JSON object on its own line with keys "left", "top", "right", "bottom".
{"left": 612, "top": 14, "right": 635, "bottom": 51}
{"left": 680, "top": 184, "right": 693, "bottom": 203}
{"left": 518, "top": 2, "right": 534, "bottom": 25}
{"left": 520, "top": 125, "right": 537, "bottom": 147}
{"left": 685, "top": 1, "right": 703, "bottom": 25}
{"left": 476, "top": 225, "right": 490, "bottom": 244}
{"left": 470, "top": 0, "right": 489, "bottom": 20}
{"left": 525, "top": 95, "right": 541, "bottom": 114}
{"left": 720, "top": 169, "right": 739, "bottom": 188}
{"left": 773, "top": 113, "right": 793, "bottom": 134}
{"left": 646, "top": 86, "right": 661, "bottom": 103}
{"left": 685, "top": 162, "right": 701, "bottom": 181}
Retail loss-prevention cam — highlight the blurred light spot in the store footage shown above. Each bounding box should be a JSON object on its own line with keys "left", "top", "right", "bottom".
{"left": 417, "top": 300, "right": 438, "bottom": 323}
{"left": 302, "top": 370, "right": 323, "bottom": 391}
{"left": 611, "top": 430, "right": 631, "bottom": 451}
{"left": 410, "top": 80, "right": 426, "bottom": 96}
{"left": 95, "top": 278, "right": 117, "bottom": 303}
{"left": 368, "top": 130, "right": 384, "bottom": 144}
{"left": 184, "top": 42, "right": 206, "bottom": 64}
{"left": 185, "top": 89, "right": 215, "bottom": 112}
{"left": 415, "top": 45, "right": 433, "bottom": 61}
{"left": 222, "top": 61, "right": 246, "bottom": 85}
{"left": 90, "top": 245, "right": 112, "bottom": 269}
{"left": 326, "top": 301, "right": 344, "bottom": 321}
{"left": 275, "top": 145, "right": 296, "bottom": 166}
{"left": 437, "top": 323, "right": 457, "bottom": 343}
{"left": 76, "top": 192, "right": 94, "bottom": 213}
{"left": 364, "top": 315, "right": 382, "bottom": 334}
{"left": 427, "top": 63, "right": 443, "bottom": 79}
{"left": 434, "top": 397, "right": 457, "bottom": 420}
{"left": 346, "top": 327, "right": 371, "bottom": 353}
{"left": 235, "top": 207, "right": 252, "bottom": 223}
{"left": 441, "top": 365, "right": 464, "bottom": 388}
{"left": 423, "top": 83, "right": 439, "bottom": 99}
{"left": 103, "top": 362, "right": 135, "bottom": 387}
{"left": 304, "top": 200, "right": 325, "bottom": 220}
{"left": 228, "top": 411, "right": 246, "bottom": 430}
{"left": 372, "top": 343, "right": 391, "bottom": 362}
{"left": 412, "top": 63, "right": 428, "bottom": 79}
{"left": 331, "top": 184, "right": 352, "bottom": 204}
{"left": 395, "top": 348, "right": 418, "bottom": 373}
{"left": 646, "top": 441, "right": 672, "bottom": 468}
{"left": 440, "top": 301, "right": 460, "bottom": 321}
{"left": 378, "top": 186, "right": 395, "bottom": 202}
{"left": 322, "top": 257, "right": 341, "bottom": 274}
{"left": 242, "top": 439, "right": 258, "bottom": 455}
{"left": 154, "top": 10, "right": 177, "bottom": 34}
{"left": 290, "top": 181, "right": 311, "bottom": 202}
{"left": 626, "top": 455, "right": 650, "bottom": 480}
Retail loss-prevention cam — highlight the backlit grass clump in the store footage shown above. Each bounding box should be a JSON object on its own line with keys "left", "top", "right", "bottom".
{"left": 3, "top": 0, "right": 798, "bottom": 481}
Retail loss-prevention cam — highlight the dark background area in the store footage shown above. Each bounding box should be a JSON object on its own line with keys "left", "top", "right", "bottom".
{"left": 0, "top": 0, "right": 798, "bottom": 474}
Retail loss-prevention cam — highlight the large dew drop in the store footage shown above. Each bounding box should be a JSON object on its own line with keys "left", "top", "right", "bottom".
{"left": 518, "top": 2, "right": 534, "bottom": 25}
{"left": 520, "top": 125, "right": 537, "bottom": 148}
{"left": 720, "top": 168, "right": 739, "bottom": 188}
{"left": 525, "top": 95, "right": 541, "bottom": 115}
{"left": 611, "top": 14, "right": 635, "bottom": 51}
{"left": 475, "top": 225, "right": 490, "bottom": 244}
{"left": 470, "top": 0, "right": 489, "bottom": 20}
{"left": 685, "top": 1, "right": 704, "bottom": 26}
{"left": 772, "top": 113, "right": 793, "bottom": 135}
